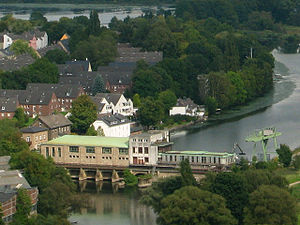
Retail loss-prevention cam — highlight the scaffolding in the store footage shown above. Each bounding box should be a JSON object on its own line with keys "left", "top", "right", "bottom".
{"left": 245, "top": 127, "right": 281, "bottom": 162}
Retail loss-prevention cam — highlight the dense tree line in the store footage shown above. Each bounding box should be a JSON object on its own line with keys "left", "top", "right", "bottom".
{"left": 0, "top": 119, "right": 76, "bottom": 224}
{"left": 142, "top": 159, "right": 297, "bottom": 225}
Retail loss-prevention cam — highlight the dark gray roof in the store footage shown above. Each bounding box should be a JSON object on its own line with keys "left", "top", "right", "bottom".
{"left": 19, "top": 88, "right": 54, "bottom": 105}
{"left": 116, "top": 43, "right": 162, "bottom": 64}
{"left": 57, "top": 64, "right": 85, "bottom": 76}
{"left": 60, "top": 39, "right": 70, "bottom": 52}
{"left": 97, "top": 65, "right": 133, "bottom": 86}
{"left": 176, "top": 98, "right": 198, "bottom": 109}
{"left": 58, "top": 71, "right": 101, "bottom": 94}
{"left": 26, "top": 83, "right": 82, "bottom": 99}
{"left": 37, "top": 43, "right": 65, "bottom": 57}
{"left": 4, "top": 29, "right": 46, "bottom": 41}
{"left": 0, "top": 170, "right": 31, "bottom": 191}
{"left": 0, "top": 89, "right": 53, "bottom": 106}
{"left": 98, "top": 113, "right": 130, "bottom": 127}
{"left": 38, "top": 114, "right": 72, "bottom": 129}
{"left": 95, "top": 93, "right": 122, "bottom": 106}
{"left": 0, "top": 96, "right": 18, "bottom": 112}
{"left": 0, "top": 48, "right": 14, "bottom": 58}
{"left": 0, "top": 53, "right": 35, "bottom": 71}
{"left": 66, "top": 60, "right": 90, "bottom": 72}
{"left": 90, "top": 96, "right": 106, "bottom": 111}
{"left": 21, "top": 127, "right": 48, "bottom": 133}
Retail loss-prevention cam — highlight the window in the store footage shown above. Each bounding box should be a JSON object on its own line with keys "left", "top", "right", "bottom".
{"left": 102, "top": 147, "right": 111, "bottom": 154}
{"left": 52, "top": 147, "right": 55, "bottom": 157}
{"left": 69, "top": 146, "right": 79, "bottom": 153}
{"left": 133, "top": 147, "right": 136, "bottom": 153}
{"left": 58, "top": 147, "right": 61, "bottom": 157}
{"left": 174, "top": 155, "right": 177, "bottom": 161}
{"left": 138, "top": 147, "right": 143, "bottom": 154}
{"left": 119, "top": 148, "right": 128, "bottom": 155}
{"left": 46, "top": 147, "right": 49, "bottom": 157}
{"left": 39, "top": 135, "right": 42, "bottom": 140}
{"left": 170, "top": 155, "right": 173, "bottom": 161}
{"left": 26, "top": 136, "right": 30, "bottom": 142}
{"left": 86, "top": 146, "right": 95, "bottom": 153}
{"left": 145, "top": 157, "right": 149, "bottom": 163}
{"left": 144, "top": 147, "right": 149, "bottom": 154}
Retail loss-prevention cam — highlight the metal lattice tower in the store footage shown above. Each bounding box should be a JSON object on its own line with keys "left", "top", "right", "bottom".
{"left": 245, "top": 127, "right": 281, "bottom": 162}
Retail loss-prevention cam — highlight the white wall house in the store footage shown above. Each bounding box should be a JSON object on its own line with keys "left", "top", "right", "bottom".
{"left": 129, "top": 130, "right": 171, "bottom": 166}
{"left": 95, "top": 93, "right": 134, "bottom": 116}
{"left": 92, "top": 114, "right": 131, "bottom": 137}
{"left": 3, "top": 34, "right": 13, "bottom": 49}
{"left": 169, "top": 98, "right": 205, "bottom": 117}
{"left": 36, "top": 32, "right": 48, "bottom": 50}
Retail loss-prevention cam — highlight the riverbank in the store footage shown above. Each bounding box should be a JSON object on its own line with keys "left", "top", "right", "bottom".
{"left": 171, "top": 52, "right": 294, "bottom": 135}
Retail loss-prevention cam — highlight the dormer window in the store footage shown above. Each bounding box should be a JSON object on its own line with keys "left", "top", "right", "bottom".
{"left": 1, "top": 106, "right": 5, "bottom": 110}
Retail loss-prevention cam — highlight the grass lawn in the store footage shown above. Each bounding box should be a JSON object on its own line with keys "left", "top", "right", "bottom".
{"left": 275, "top": 168, "right": 300, "bottom": 184}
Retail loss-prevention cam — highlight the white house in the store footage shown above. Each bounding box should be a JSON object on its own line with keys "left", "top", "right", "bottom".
{"left": 169, "top": 98, "right": 205, "bottom": 117}
{"left": 95, "top": 93, "right": 134, "bottom": 116}
{"left": 92, "top": 114, "right": 131, "bottom": 137}
{"left": 91, "top": 96, "right": 114, "bottom": 115}
{"left": 2, "top": 30, "right": 48, "bottom": 50}
{"left": 129, "top": 130, "right": 172, "bottom": 166}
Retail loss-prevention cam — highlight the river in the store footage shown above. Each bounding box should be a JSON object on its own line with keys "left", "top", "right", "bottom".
{"left": 70, "top": 51, "right": 300, "bottom": 225}
{"left": 0, "top": 4, "right": 172, "bottom": 26}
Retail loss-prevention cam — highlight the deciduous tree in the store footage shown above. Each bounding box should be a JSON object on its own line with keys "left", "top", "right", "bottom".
{"left": 276, "top": 144, "right": 292, "bottom": 167}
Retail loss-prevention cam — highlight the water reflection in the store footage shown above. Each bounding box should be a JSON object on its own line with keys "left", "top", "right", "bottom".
{"left": 70, "top": 181, "right": 157, "bottom": 225}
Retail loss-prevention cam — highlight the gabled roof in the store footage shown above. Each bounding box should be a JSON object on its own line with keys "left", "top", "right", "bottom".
{"left": 57, "top": 64, "right": 85, "bottom": 75}
{"left": 176, "top": 98, "right": 198, "bottom": 109}
{"left": 38, "top": 114, "right": 72, "bottom": 129}
{"left": 95, "top": 93, "right": 122, "bottom": 106}
{"left": 90, "top": 96, "right": 107, "bottom": 111}
{"left": 0, "top": 170, "right": 31, "bottom": 191}
{"left": 0, "top": 53, "right": 35, "bottom": 71}
{"left": 116, "top": 43, "right": 163, "bottom": 64}
{"left": 59, "top": 39, "right": 70, "bottom": 52}
{"left": 18, "top": 88, "right": 54, "bottom": 105}
{"left": 4, "top": 29, "right": 47, "bottom": 41}
{"left": 98, "top": 113, "right": 130, "bottom": 127}
{"left": 26, "top": 83, "right": 83, "bottom": 99}
{"left": 66, "top": 60, "right": 90, "bottom": 72}
{"left": 0, "top": 96, "right": 18, "bottom": 112}
{"left": 98, "top": 66, "right": 132, "bottom": 86}
{"left": 21, "top": 127, "right": 48, "bottom": 133}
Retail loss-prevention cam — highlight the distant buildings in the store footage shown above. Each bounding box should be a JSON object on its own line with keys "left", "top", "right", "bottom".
{"left": 0, "top": 96, "right": 18, "bottom": 119}
{"left": 169, "top": 98, "right": 205, "bottom": 117}
{"left": 0, "top": 157, "right": 38, "bottom": 223}
{"left": 0, "top": 30, "right": 48, "bottom": 50}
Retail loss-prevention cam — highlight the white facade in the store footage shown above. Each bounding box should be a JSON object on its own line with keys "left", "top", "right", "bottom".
{"left": 129, "top": 130, "right": 170, "bottom": 166}
{"left": 113, "top": 95, "right": 134, "bottom": 116}
{"left": 3, "top": 34, "right": 13, "bottom": 49}
{"left": 169, "top": 106, "right": 187, "bottom": 116}
{"left": 36, "top": 32, "right": 48, "bottom": 50}
{"left": 97, "top": 98, "right": 114, "bottom": 115}
{"left": 92, "top": 120, "right": 131, "bottom": 137}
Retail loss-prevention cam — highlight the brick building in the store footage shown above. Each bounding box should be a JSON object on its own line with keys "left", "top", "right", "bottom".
{"left": 32, "top": 114, "right": 72, "bottom": 140}
{"left": 0, "top": 96, "right": 18, "bottom": 119}
{"left": 20, "top": 127, "right": 48, "bottom": 150}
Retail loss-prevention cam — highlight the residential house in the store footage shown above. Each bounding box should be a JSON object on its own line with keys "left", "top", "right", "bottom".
{"left": 66, "top": 59, "right": 92, "bottom": 72}
{"left": 129, "top": 130, "right": 172, "bottom": 166}
{"left": 57, "top": 64, "right": 86, "bottom": 76}
{"left": 0, "top": 96, "right": 18, "bottom": 119}
{"left": 169, "top": 98, "right": 205, "bottom": 117}
{"left": 115, "top": 43, "right": 163, "bottom": 65}
{"left": 0, "top": 89, "right": 58, "bottom": 117}
{"left": 26, "top": 83, "right": 85, "bottom": 111}
{"left": 2, "top": 30, "right": 48, "bottom": 50}
{"left": 0, "top": 170, "right": 38, "bottom": 223}
{"left": 0, "top": 53, "right": 35, "bottom": 71}
{"left": 92, "top": 114, "right": 131, "bottom": 137}
{"left": 20, "top": 127, "right": 48, "bottom": 150}
{"left": 32, "top": 114, "right": 72, "bottom": 140}
{"left": 95, "top": 93, "right": 134, "bottom": 116}
{"left": 90, "top": 96, "right": 114, "bottom": 115}
{"left": 40, "top": 135, "right": 129, "bottom": 167}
